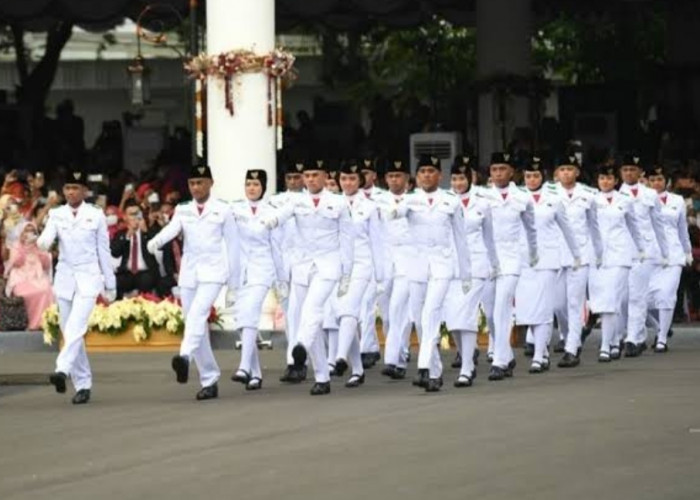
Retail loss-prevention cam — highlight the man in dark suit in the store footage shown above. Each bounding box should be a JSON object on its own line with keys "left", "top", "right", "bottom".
{"left": 111, "top": 200, "right": 158, "bottom": 299}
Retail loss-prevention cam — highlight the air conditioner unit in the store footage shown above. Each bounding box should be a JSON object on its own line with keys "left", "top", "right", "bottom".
{"left": 409, "top": 132, "right": 463, "bottom": 188}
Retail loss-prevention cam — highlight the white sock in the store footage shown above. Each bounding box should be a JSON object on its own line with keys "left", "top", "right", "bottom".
{"left": 326, "top": 328, "right": 338, "bottom": 365}
{"left": 600, "top": 314, "right": 615, "bottom": 353}
{"left": 337, "top": 316, "right": 358, "bottom": 363}
{"left": 459, "top": 330, "right": 477, "bottom": 376}
{"left": 532, "top": 324, "right": 551, "bottom": 364}
{"left": 239, "top": 327, "right": 258, "bottom": 375}
{"left": 657, "top": 309, "right": 673, "bottom": 345}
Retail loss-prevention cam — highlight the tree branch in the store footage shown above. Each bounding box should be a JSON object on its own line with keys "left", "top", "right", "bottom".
{"left": 10, "top": 23, "right": 28, "bottom": 85}
{"left": 23, "top": 20, "right": 74, "bottom": 101}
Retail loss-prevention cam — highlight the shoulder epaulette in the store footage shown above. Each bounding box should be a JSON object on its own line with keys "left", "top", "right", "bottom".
{"left": 444, "top": 190, "right": 455, "bottom": 196}
{"left": 619, "top": 191, "right": 629, "bottom": 197}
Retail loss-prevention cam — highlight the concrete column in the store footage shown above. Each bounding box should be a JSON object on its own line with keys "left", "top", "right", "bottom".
{"left": 206, "top": 0, "right": 276, "bottom": 201}
{"left": 476, "top": 0, "right": 533, "bottom": 164}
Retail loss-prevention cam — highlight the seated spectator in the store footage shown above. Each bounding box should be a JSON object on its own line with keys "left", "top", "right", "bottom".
{"left": 3, "top": 223, "right": 54, "bottom": 330}
{"left": 110, "top": 200, "right": 158, "bottom": 299}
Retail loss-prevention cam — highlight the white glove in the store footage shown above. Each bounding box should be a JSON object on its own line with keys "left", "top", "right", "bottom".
{"left": 262, "top": 217, "right": 278, "bottom": 230}
{"left": 572, "top": 257, "right": 581, "bottom": 271}
{"left": 146, "top": 239, "right": 159, "bottom": 255}
{"left": 275, "top": 281, "right": 289, "bottom": 301}
{"left": 337, "top": 275, "right": 351, "bottom": 297}
{"left": 376, "top": 281, "right": 386, "bottom": 297}
{"left": 661, "top": 257, "right": 669, "bottom": 269}
{"left": 461, "top": 279, "right": 472, "bottom": 295}
{"left": 490, "top": 265, "right": 501, "bottom": 280}
{"left": 686, "top": 253, "right": 694, "bottom": 266}
{"left": 225, "top": 289, "right": 237, "bottom": 308}
{"left": 638, "top": 251, "right": 646, "bottom": 262}
{"left": 596, "top": 257, "right": 603, "bottom": 269}
{"left": 529, "top": 253, "right": 539, "bottom": 268}
{"left": 383, "top": 208, "right": 398, "bottom": 220}
{"left": 103, "top": 289, "right": 117, "bottom": 304}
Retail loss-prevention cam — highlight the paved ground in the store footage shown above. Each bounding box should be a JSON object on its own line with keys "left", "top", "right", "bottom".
{"left": 1, "top": 329, "right": 699, "bottom": 500}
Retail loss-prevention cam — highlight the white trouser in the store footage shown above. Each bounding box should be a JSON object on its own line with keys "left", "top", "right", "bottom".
{"left": 285, "top": 280, "right": 304, "bottom": 366}
{"left": 325, "top": 328, "right": 338, "bottom": 366}
{"left": 625, "top": 260, "right": 654, "bottom": 345}
{"left": 234, "top": 284, "right": 270, "bottom": 380}
{"left": 493, "top": 275, "right": 519, "bottom": 369}
{"left": 482, "top": 278, "right": 497, "bottom": 354}
{"left": 648, "top": 265, "right": 681, "bottom": 345}
{"left": 413, "top": 279, "right": 450, "bottom": 379}
{"left": 180, "top": 283, "right": 222, "bottom": 388}
{"left": 530, "top": 324, "right": 552, "bottom": 365}
{"left": 383, "top": 276, "right": 415, "bottom": 368}
{"left": 553, "top": 266, "right": 589, "bottom": 355}
{"left": 292, "top": 273, "right": 336, "bottom": 383}
{"left": 337, "top": 277, "right": 369, "bottom": 375}
{"left": 359, "top": 280, "right": 380, "bottom": 354}
{"left": 56, "top": 295, "right": 96, "bottom": 392}
{"left": 377, "top": 276, "right": 392, "bottom": 345}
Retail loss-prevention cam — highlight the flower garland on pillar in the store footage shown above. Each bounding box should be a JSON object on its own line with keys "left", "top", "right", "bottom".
{"left": 184, "top": 48, "right": 296, "bottom": 150}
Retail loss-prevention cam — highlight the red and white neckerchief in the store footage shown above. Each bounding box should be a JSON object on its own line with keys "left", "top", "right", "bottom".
{"left": 311, "top": 195, "right": 320, "bottom": 208}
{"left": 660, "top": 192, "right": 668, "bottom": 205}
{"left": 461, "top": 196, "right": 470, "bottom": 208}
{"left": 532, "top": 191, "right": 541, "bottom": 203}
{"left": 629, "top": 185, "right": 639, "bottom": 197}
{"left": 197, "top": 204, "right": 204, "bottom": 215}
{"left": 605, "top": 192, "right": 614, "bottom": 204}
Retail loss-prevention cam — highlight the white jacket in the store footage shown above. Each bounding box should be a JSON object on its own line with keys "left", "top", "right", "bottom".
{"left": 269, "top": 190, "right": 303, "bottom": 280}
{"left": 230, "top": 199, "right": 285, "bottom": 288}
{"left": 486, "top": 183, "right": 538, "bottom": 276}
{"left": 594, "top": 191, "right": 644, "bottom": 268}
{"left": 395, "top": 188, "right": 471, "bottom": 283}
{"left": 656, "top": 191, "right": 692, "bottom": 267}
{"left": 373, "top": 190, "right": 418, "bottom": 280}
{"left": 343, "top": 194, "right": 386, "bottom": 282}
{"left": 619, "top": 182, "right": 669, "bottom": 263}
{"left": 274, "top": 189, "right": 354, "bottom": 285}
{"left": 150, "top": 198, "right": 239, "bottom": 289}
{"left": 554, "top": 182, "right": 604, "bottom": 267}
{"left": 38, "top": 202, "right": 115, "bottom": 299}
{"left": 455, "top": 188, "right": 499, "bottom": 279}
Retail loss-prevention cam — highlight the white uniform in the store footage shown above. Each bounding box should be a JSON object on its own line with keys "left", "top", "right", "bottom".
{"left": 273, "top": 189, "right": 354, "bottom": 383}
{"left": 443, "top": 189, "right": 499, "bottom": 377}
{"left": 374, "top": 189, "right": 422, "bottom": 370}
{"left": 647, "top": 191, "right": 691, "bottom": 346}
{"left": 230, "top": 199, "right": 285, "bottom": 381}
{"left": 588, "top": 190, "right": 644, "bottom": 354}
{"left": 38, "top": 202, "right": 116, "bottom": 392}
{"left": 516, "top": 185, "right": 580, "bottom": 365}
{"left": 332, "top": 194, "right": 385, "bottom": 376}
{"left": 552, "top": 182, "right": 603, "bottom": 357}
{"left": 395, "top": 188, "right": 471, "bottom": 380}
{"left": 268, "top": 190, "right": 303, "bottom": 366}
{"left": 487, "top": 182, "right": 538, "bottom": 371}
{"left": 618, "top": 183, "right": 669, "bottom": 346}
{"left": 149, "top": 198, "right": 238, "bottom": 388}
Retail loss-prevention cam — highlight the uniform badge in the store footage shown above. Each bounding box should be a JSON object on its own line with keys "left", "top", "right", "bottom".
{"left": 296, "top": 163, "right": 304, "bottom": 172}
{"left": 431, "top": 156, "right": 439, "bottom": 166}
{"left": 633, "top": 156, "right": 640, "bottom": 164}
{"left": 463, "top": 156, "right": 470, "bottom": 164}
{"left": 459, "top": 166, "right": 467, "bottom": 174}
{"left": 198, "top": 167, "right": 206, "bottom": 175}
{"left": 251, "top": 171, "right": 259, "bottom": 179}
{"left": 503, "top": 153, "right": 510, "bottom": 162}
{"left": 364, "top": 159, "right": 372, "bottom": 168}
{"left": 394, "top": 161, "right": 402, "bottom": 169}
{"left": 317, "top": 160, "right": 324, "bottom": 168}
{"left": 350, "top": 165, "right": 358, "bottom": 173}
{"left": 73, "top": 172, "right": 82, "bottom": 180}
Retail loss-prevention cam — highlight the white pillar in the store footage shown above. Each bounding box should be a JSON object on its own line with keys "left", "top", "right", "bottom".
{"left": 206, "top": 0, "right": 276, "bottom": 201}
{"left": 477, "top": 0, "right": 532, "bottom": 164}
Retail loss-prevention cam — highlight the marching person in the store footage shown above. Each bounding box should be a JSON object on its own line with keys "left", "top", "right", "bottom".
{"left": 589, "top": 164, "right": 644, "bottom": 361}
{"left": 486, "top": 152, "right": 538, "bottom": 380}
{"left": 377, "top": 159, "right": 419, "bottom": 380}
{"left": 514, "top": 154, "right": 580, "bottom": 374}
{"left": 645, "top": 164, "right": 691, "bottom": 353}
{"left": 390, "top": 155, "right": 471, "bottom": 392}
{"left": 264, "top": 160, "right": 354, "bottom": 395}
{"left": 229, "top": 170, "right": 286, "bottom": 391}
{"left": 332, "top": 160, "right": 386, "bottom": 388}
{"left": 617, "top": 153, "right": 669, "bottom": 356}
{"left": 38, "top": 169, "right": 116, "bottom": 405}
{"left": 359, "top": 157, "right": 385, "bottom": 367}
{"left": 552, "top": 151, "right": 604, "bottom": 367}
{"left": 269, "top": 160, "right": 305, "bottom": 383}
{"left": 147, "top": 164, "right": 239, "bottom": 401}
{"left": 443, "top": 154, "right": 499, "bottom": 387}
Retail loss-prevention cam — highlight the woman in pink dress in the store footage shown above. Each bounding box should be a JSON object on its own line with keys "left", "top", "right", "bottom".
{"left": 3, "top": 223, "right": 54, "bottom": 329}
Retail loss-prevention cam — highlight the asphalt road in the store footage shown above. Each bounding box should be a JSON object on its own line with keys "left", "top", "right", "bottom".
{"left": 1, "top": 330, "right": 699, "bottom": 500}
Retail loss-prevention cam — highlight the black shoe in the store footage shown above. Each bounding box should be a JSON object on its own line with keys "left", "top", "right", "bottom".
{"left": 279, "top": 365, "right": 295, "bottom": 382}
{"left": 345, "top": 373, "right": 365, "bottom": 388}
{"left": 425, "top": 378, "right": 443, "bottom": 392}
{"left": 381, "top": 364, "right": 396, "bottom": 377}
{"left": 196, "top": 383, "right": 218, "bottom": 401}
{"left": 668, "top": 328, "right": 674, "bottom": 338}
{"left": 231, "top": 369, "right": 250, "bottom": 385}
{"left": 598, "top": 351, "right": 611, "bottom": 363}
{"left": 298, "top": 365, "right": 308, "bottom": 381}
{"left": 486, "top": 352, "right": 494, "bottom": 363}
{"left": 524, "top": 343, "right": 535, "bottom": 357}
{"left": 451, "top": 352, "right": 462, "bottom": 369}
{"left": 638, "top": 342, "right": 648, "bottom": 354}
{"left": 371, "top": 352, "right": 381, "bottom": 363}
{"left": 610, "top": 347, "right": 622, "bottom": 360}
{"left": 49, "top": 372, "right": 67, "bottom": 394}
{"left": 553, "top": 339, "right": 566, "bottom": 353}
{"left": 542, "top": 358, "right": 551, "bottom": 371}
{"left": 292, "top": 344, "right": 307, "bottom": 370}
{"left": 310, "top": 382, "right": 331, "bottom": 396}
{"left": 171, "top": 355, "right": 189, "bottom": 384}
{"left": 329, "top": 364, "right": 338, "bottom": 377}
{"left": 624, "top": 342, "right": 639, "bottom": 358}
{"left": 654, "top": 342, "right": 668, "bottom": 353}
{"left": 71, "top": 389, "right": 91, "bottom": 405}
{"left": 504, "top": 359, "right": 516, "bottom": 377}
{"left": 246, "top": 377, "right": 263, "bottom": 391}
{"left": 488, "top": 366, "right": 505, "bottom": 381}
{"left": 334, "top": 358, "right": 349, "bottom": 377}
{"left": 454, "top": 373, "right": 473, "bottom": 387}
{"left": 361, "top": 353, "right": 376, "bottom": 369}
{"left": 473, "top": 348, "right": 480, "bottom": 366}
{"left": 412, "top": 369, "right": 429, "bottom": 388}
{"left": 558, "top": 352, "right": 580, "bottom": 368}
{"left": 529, "top": 361, "right": 544, "bottom": 374}
{"left": 390, "top": 367, "right": 407, "bottom": 380}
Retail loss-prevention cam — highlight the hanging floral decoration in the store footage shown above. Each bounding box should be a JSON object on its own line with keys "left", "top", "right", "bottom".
{"left": 184, "top": 48, "right": 297, "bottom": 149}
